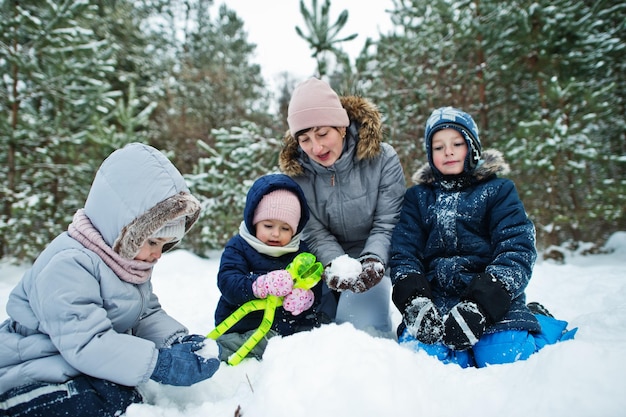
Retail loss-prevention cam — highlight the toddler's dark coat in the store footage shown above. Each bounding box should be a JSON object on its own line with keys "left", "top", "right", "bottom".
{"left": 214, "top": 174, "right": 321, "bottom": 335}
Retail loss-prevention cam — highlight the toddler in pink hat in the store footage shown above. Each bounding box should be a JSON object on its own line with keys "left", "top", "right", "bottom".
{"left": 213, "top": 174, "right": 323, "bottom": 363}
{"left": 252, "top": 188, "right": 301, "bottom": 246}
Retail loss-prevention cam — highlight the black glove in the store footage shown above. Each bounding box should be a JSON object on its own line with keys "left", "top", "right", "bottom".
{"left": 443, "top": 273, "right": 511, "bottom": 350}
{"left": 352, "top": 255, "right": 385, "bottom": 293}
{"left": 404, "top": 297, "right": 444, "bottom": 344}
{"left": 150, "top": 335, "right": 220, "bottom": 386}
{"left": 392, "top": 273, "right": 443, "bottom": 344}
{"left": 443, "top": 300, "right": 487, "bottom": 350}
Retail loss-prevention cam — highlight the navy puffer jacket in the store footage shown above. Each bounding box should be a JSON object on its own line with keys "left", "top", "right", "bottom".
{"left": 390, "top": 150, "right": 540, "bottom": 333}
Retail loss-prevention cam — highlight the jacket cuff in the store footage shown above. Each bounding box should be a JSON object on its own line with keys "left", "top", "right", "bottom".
{"left": 392, "top": 273, "right": 432, "bottom": 310}
{"left": 358, "top": 253, "right": 384, "bottom": 265}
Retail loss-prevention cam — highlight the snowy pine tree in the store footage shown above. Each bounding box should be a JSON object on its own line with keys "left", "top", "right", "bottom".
{"left": 0, "top": 0, "right": 119, "bottom": 259}
{"left": 360, "top": 0, "right": 625, "bottom": 248}
{"left": 148, "top": 2, "right": 271, "bottom": 174}
{"left": 184, "top": 122, "right": 282, "bottom": 254}
{"left": 485, "top": 0, "right": 626, "bottom": 245}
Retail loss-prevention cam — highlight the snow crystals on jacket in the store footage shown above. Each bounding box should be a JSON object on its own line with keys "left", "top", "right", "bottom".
{"left": 390, "top": 149, "right": 541, "bottom": 333}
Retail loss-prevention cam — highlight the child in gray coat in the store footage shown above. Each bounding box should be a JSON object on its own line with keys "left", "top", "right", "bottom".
{"left": 0, "top": 143, "right": 220, "bottom": 416}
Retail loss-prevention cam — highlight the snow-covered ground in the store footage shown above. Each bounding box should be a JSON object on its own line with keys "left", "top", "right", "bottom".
{"left": 1, "top": 232, "right": 625, "bottom": 417}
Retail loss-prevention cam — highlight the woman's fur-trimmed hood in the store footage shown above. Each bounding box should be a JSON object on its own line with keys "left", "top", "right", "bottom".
{"left": 411, "top": 149, "right": 511, "bottom": 186}
{"left": 279, "top": 95, "right": 384, "bottom": 176}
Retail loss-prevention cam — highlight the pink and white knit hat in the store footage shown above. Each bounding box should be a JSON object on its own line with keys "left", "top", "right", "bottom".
{"left": 252, "top": 189, "right": 301, "bottom": 232}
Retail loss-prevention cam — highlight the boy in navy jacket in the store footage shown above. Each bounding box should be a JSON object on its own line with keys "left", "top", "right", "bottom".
{"left": 389, "top": 107, "right": 576, "bottom": 367}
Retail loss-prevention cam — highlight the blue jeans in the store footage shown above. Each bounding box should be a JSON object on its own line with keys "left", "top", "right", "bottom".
{"left": 0, "top": 375, "right": 142, "bottom": 417}
{"left": 399, "top": 314, "right": 577, "bottom": 368}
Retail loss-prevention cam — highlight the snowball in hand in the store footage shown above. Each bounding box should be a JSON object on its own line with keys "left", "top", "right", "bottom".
{"left": 328, "top": 254, "right": 362, "bottom": 283}
{"left": 197, "top": 337, "right": 220, "bottom": 359}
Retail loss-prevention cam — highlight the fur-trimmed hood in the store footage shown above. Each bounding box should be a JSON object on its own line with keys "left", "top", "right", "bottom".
{"left": 411, "top": 149, "right": 511, "bottom": 186}
{"left": 279, "top": 95, "right": 384, "bottom": 176}
{"left": 83, "top": 143, "right": 200, "bottom": 259}
{"left": 113, "top": 191, "right": 200, "bottom": 259}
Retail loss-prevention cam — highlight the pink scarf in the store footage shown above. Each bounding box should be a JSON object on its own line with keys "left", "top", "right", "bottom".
{"left": 68, "top": 209, "right": 155, "bottom": 284}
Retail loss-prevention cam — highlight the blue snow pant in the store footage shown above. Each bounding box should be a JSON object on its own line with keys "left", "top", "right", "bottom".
{"left": 0, "top": 375, "right": 143, "bottom": 417}
{"left": 399, "top": 314, "right": 578, "bottom": 368}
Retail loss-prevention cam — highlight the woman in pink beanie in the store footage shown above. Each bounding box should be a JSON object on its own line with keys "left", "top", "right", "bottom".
{"left": 279, "top": 77, "right": 406, "bottom": 334}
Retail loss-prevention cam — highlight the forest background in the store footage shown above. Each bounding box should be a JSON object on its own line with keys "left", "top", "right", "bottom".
{"left": 1, "top": 0, "right": 624, "bottom": 262}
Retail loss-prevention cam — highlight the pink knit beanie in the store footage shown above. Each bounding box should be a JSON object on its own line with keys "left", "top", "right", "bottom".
{"left": 253, "top": 189, "right": 301, "bottom": 232}
{"left": 287, "top": 77, "right": 349, "bottom": 134}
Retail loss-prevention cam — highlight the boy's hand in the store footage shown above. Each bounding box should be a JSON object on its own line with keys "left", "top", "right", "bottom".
{"left": 404, "top": 296, "right": 444, "bottom": 344}
{"left": 392, "top": 273, "right": 444, "bottom": 343}
{"left": 443, "top": 301, "right": 487, "bottom": 350}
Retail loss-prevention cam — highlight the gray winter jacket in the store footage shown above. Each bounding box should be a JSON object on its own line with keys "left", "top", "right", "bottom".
{"left": 279, "top": 95, "right": 406, "bottom": 266}
{"left": 0, "top": 143, "right": 200, "bottom": 394}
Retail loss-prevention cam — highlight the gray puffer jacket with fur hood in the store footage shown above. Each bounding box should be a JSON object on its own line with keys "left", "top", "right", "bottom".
{"left": 0, "top": 143, "right": 200, "bottom": 393}
{"left": 279, "top": 95, "right": 406, "bottom": 266}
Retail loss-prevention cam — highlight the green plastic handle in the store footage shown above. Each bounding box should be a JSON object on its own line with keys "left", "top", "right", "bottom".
{"left": 226, "top": 295, "right": 280, "bottom": 365}
{"left": 286, "top": 252, "right": 323, "bottom": 290}
{"left": 206, "top": 252, "right": 322, "bottom": 365}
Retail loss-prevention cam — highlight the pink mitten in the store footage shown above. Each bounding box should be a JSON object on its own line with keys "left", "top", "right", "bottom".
{"left": 282, "top": 288, "right": 314, "bottom": 316}
{"left": 252, "top": 270, "right": 293, "bottom": 299}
